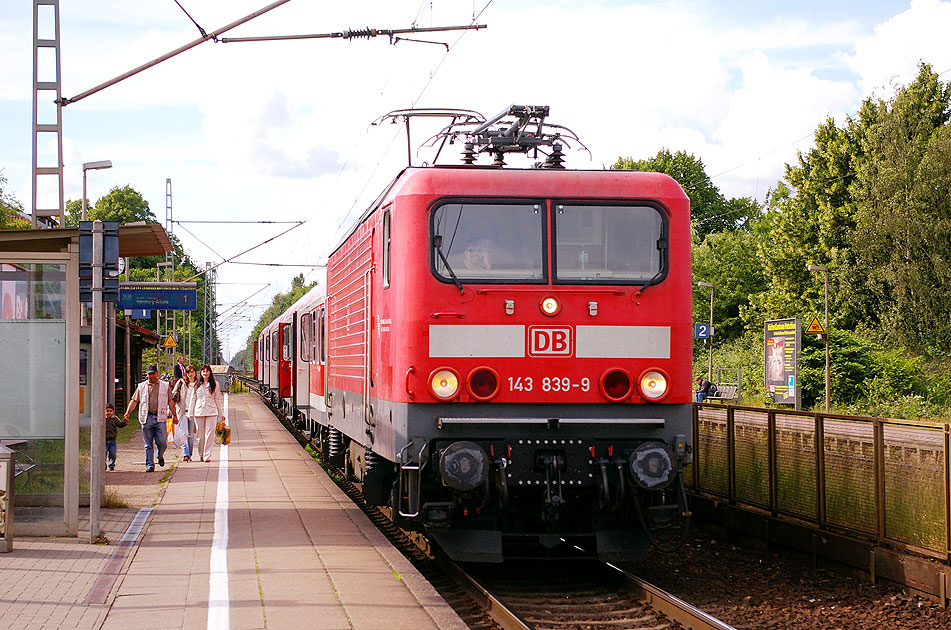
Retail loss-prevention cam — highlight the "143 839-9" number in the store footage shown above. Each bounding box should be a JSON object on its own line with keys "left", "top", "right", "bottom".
{"left": 508, "top": 377, "right": 590, "bottom": 392}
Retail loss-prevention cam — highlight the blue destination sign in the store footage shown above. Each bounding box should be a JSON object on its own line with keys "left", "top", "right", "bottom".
{"left": 118, "top": 289, "right": 197, "bottom": 311}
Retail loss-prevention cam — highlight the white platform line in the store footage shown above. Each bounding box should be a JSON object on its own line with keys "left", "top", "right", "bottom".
{"left": 208, "top": 393, "right": 230, "bottom": 629}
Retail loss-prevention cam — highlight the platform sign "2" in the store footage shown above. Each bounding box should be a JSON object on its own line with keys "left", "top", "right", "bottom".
{"left": 528, "top": 326, "right": 573, "bottom": 357}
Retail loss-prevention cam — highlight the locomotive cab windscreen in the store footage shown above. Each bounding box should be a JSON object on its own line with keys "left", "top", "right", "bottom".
{"left": 431, "top": 200, "right": 666, "bottom": 285}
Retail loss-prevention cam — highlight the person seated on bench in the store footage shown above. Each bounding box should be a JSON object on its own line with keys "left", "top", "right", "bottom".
{"left": 695, "top": 377, "right": 714, "bottom": 402}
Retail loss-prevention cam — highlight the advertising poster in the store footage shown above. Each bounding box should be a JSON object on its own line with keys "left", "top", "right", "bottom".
{"left": 0, "top": 263, "right": 16, "bottom": 320}
{"left": 764, "top": 318, "right": 800, "bottom": 407}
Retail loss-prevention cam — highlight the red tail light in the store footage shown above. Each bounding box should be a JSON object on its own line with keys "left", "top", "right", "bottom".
{"left": 467, "top": 367, "right": 500, "bottom": 401}
{"left": 600, "top": 369, "right": 632, "bottom": 402}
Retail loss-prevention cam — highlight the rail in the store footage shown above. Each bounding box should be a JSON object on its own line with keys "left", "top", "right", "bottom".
{"left": 690, "top": 402, "right": 951, "bottom": 565}
{"left": 613, "top": 566, "right": 737, "bottom": 630}
{"left": 441, "top": 559, "right": 531, "bottom": 630}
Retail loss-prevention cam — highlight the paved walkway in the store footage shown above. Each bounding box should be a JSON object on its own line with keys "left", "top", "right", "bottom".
{"left": 2, "top": 394, "right": 466, "bottom": 630}
{"left": 0, "top": 508, "right": 139, "bottom": 629}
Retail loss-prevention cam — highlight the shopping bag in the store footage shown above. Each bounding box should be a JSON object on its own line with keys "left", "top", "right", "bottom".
{"left": 214, "top": 421, "right": 231, "bottom": 445}
{"left": 166, "top": 417, "right": 175, "bottom": 440}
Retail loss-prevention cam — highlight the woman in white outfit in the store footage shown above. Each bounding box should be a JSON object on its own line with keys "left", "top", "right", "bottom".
{"left": 171, "top": 365, "right": 198, "bottom": 461}
{"left": 189, "top": 364, "right": 225, "bottom": 462}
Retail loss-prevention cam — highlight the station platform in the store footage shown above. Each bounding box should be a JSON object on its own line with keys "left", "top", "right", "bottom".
{"left": 0, "top": 394, "right": 467, "bottom": 630}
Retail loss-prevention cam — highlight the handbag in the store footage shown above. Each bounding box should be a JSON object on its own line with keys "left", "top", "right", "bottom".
{"left": 172, "top": 380, "right": 182, "bottom": 404}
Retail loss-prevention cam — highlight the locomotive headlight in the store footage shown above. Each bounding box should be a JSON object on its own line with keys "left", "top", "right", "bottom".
{"left": 638, "top": 369, "right": 669, "bottom": 401}
{"left": 429, "top": 368, "right": 461, "bottom": 400}
{"left": 439, "top": 441, "right": 489, "bottom": 491}
{"left": 539, "top": 296, "right": 561, "bottom": 316}
{"left": 629, "top": 441, "right": 675, "bottom": 490}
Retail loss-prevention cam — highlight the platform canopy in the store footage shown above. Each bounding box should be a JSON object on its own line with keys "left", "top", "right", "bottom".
{"left": 0, "top": 222, "right": 172, "bottom": 257}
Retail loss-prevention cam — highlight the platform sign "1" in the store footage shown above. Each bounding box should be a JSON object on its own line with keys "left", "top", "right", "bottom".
{"left": 694, "top": 324, "right": 713, "bottom": 339}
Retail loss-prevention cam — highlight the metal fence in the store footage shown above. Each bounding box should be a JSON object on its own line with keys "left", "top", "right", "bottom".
{"left": 689, "top": 403, "right": 951, "bottom": 563}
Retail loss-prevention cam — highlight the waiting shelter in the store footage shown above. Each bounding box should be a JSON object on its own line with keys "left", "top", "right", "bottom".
{"left": 0, "top": 224, "right": 171, "bottom": 536}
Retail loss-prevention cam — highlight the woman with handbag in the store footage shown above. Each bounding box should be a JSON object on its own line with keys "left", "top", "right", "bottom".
{"left": 189, "top": 364, "right": 225, "bottom": 463}
{"left": 172, "top": 366, "right": 198, "bottom": 461}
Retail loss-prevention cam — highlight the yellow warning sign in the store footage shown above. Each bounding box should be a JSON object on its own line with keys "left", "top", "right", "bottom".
{"left": 163, "top": 334, "right": 178, "bottom": 348}
{"left": 806, "top": 315, "right": 826, "bottom": 334}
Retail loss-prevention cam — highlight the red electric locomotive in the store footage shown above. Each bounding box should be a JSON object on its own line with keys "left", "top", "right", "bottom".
{"left": 258, "top": 107, "right": 693, "bottom": 561}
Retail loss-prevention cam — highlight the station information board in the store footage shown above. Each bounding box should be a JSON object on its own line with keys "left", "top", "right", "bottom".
{"left": 118, "top": 289, "right": 197, "bottom": 311}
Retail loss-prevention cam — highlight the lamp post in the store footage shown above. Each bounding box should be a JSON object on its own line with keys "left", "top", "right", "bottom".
{"left": 808, "top": 264, "right": 830, "bottom": 412}
{"left": 698, "top": 281, "right": 714, "bottom": 382}
{"left": 81, "top": 160, "right": 113, "bottom": 221}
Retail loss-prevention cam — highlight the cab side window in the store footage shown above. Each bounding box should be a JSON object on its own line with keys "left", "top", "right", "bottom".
{"left": 383, "top": 210, "right": 391, "bottom": 289}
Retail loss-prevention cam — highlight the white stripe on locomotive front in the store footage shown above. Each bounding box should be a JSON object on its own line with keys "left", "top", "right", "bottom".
{"left": 575, "top": 325, "right": 670, "bottom": 359}
{"left": 429, "top": 325, "right": 526, "bottom": 357}
{"left": 428, "top": 324, "right": 671, "bottom": 358}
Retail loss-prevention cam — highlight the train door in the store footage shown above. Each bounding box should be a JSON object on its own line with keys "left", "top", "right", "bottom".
{"left": 253, "top": 339, "right": 259, "bottom": 380}
{"left": 310, "top": 305, "right": 326, "bottom": 410}
{"left": 263, "top": 333, "right": 270, "bottom": 388}
{"left": 279, "top": 322, "right": 292, "bottom": 399}
{"left": 363, "top": 235, "right": 374, "bottom": 437}
{"left": 269, "top": 328, "right": 279, "bottom": 395}
{"left": 296, "top": 311, "right": 310, "bottom": 415}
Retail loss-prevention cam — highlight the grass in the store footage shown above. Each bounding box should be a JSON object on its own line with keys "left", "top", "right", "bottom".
{"left": 103, "top": 486, "right": 130, "bottom": 509}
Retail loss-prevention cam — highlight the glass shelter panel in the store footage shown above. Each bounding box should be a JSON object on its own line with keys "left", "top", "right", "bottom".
{"left": 696, "top": 407, "right": 728, "bottom": 495}
{"left": 0, "top": 263, "right": 68, "bottom": 523}
{"left": 733, "top": 409, "right": 770, "bottom": 507}
{"left": 882, "top": 423, "right": 945, "bottom": 551}
{"left": 822, "top": 419, "right": 875, "bottom": 533}
{"left": 774, "top": 414, "right": 817, "bottom": 519}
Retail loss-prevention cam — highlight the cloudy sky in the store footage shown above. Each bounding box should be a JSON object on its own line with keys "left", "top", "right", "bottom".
{"left": 2, "top": 0, "right": 950, "bottom": 358}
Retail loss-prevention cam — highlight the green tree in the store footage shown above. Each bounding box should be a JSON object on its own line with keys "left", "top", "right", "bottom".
{"left": 850, "top": 64, "right": 951, "bottom": 352}
{"left": 0, "top": 171, "right": 30, "bottom": 230}
{"left": 65, "top": 184, "right": 157, "bottom": 227}
{"left": 612, "top": 149, "right": 756, "bottom": 239}
{"left": 750, "top": 63, "right": 951, "bottom": 354}
{"left": 692, "top": 228, "right": 767, "bottom": 343}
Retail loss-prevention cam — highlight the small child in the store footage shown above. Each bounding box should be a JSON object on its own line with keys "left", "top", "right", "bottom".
{"left": 104, "top": 404, "right": 127, "bottom": 471}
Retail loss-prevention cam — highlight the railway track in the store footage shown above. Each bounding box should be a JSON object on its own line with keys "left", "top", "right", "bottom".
{"left": 238, "top": 375, "right": 735, "bottom": 630}
{"left": 460, "top": 560, "right": 735, "bottom": 630}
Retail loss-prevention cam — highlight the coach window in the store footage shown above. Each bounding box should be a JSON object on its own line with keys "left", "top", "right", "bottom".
{"left": 300, "top": 313, "right": 311, "bottom": 361}
{"left": 282, "top": 324, "right": 292, "bottom": 361}
{"left": 431, "top": 201, "right": 545, "bottom": 283}
{"left": 319, "top": 308, "right": 326, "bottom": 363}
{"left": 383, "top": 210, "right": 391, "bottom": 288}
{"left": 553, "top": 203, "right": 666, "bottom": 285}
{"left": 271, "top": 330, "right": 279, "bottom": 361}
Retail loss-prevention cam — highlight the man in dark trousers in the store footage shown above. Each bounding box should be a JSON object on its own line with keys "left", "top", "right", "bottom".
{"left": 123, "top": 364, "right": 177, "bottom": 472}
{"left": 695, "top": 376, "right": 714, "bottom": 402}
{"left": 173, "top": 355, "right": 185, "bottom": 384}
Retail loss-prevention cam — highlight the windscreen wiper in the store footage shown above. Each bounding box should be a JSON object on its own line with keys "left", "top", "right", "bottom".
{"left": 433, "top": 235, "right": 465, "bottom": 295}
{"left": 635, "top": 238, "right": 667, "bottom": 296}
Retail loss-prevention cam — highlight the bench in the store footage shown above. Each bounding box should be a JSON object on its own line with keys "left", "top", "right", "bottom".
{"left": 706, "top": 385, "right": 739, "bottom": 402}
{"left": 1, "top": 440, "right": 36, "bottom": 478}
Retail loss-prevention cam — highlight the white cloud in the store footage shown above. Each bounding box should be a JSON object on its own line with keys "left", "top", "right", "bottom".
{"left": 845, "top": 0, "right": 951, "bottom": 97}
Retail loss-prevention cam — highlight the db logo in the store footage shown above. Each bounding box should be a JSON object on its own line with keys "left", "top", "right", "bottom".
{"left": 528, "top": 326, "right": 573, "bottom": 357}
